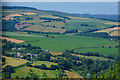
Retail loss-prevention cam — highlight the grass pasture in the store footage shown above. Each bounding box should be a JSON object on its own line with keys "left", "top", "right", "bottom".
{"left": 64, "top": 70, "right": 83, "bottom": 78}
{"left": 110, "top": 31, "right": 119, "bottom": 36}
{"left": 24, "top": 25, "right": 45, "bottom": 31}
{"left": 2, "top": 31, "right": 118, "bottom": 56}
{"left": 32, "top": 61, "right": 57, "bottom": 67}
{"left": 41, "top": 21, "right": 65, "bottom": 29}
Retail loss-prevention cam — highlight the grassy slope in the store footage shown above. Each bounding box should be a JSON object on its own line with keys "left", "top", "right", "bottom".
{"left": 71, "top": 54, "right": 114, "bottom": 61}
{"left": 3, "top": 31, "right": 118, "bottom": 56}
{"left": 11, "top": 66, "right": 56, "bottom": 78}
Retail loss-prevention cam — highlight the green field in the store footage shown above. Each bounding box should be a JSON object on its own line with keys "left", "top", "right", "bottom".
{"left": 32, "top": 61, "right": 57, "bottom": 67}
{"left": 3, "top": 31, "right": 118, "bottom": 56}
{"left": 11, "top": 66, "right": 56, "bottom": 78}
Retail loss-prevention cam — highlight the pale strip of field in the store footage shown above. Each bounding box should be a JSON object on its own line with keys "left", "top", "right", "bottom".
{"left": 67, "top": 16, "right": 92, "bottom": 20}
{"left": 24, "top": 25, "right": 45, "bottom": 31}
{"left": 71, "top": 54, "right": 113, "bottom": 61}
{"left": 6, "top": 14, "right": 22, "bottom": 18}
{"left": 1, "top": 37, "right": 24, "bottom": 43}
{"left": 109, "top": 31, "right": 119, "bottom": 36}
{"left": 39, "top": 15, "right": 62, "bottom": 19}
{"left": 22, "top": 12, "right": 36, "bottom": 15}
{"left": 94, "top": 27, "right": 120, "bottom": 33}
{"left": 104, "top": 22, "right": 120, "bottom": 25}
{"left": 43, "top": 27, "right": 67, "bottom": 33}
{"left": 2, "top": 56, "right": 27, "bottom": 68}
{"left": 2, "top": 17, "right": 13, "bottom": 20}
{"left": 65, "top": 70, "right": 83, "bottom": 78}
{"left": 50, "top": 51, "right": 63, "bottom": 55}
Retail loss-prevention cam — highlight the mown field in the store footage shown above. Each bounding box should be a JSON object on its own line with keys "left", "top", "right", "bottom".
{"left": 2, "top": 56, "right": 27, "bottom": 68}
{"left": 3, "top": 31, "right": 118, "bottom": 56}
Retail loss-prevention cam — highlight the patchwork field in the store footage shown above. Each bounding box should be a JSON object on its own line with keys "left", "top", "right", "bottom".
{"left": 64, "top": 19, "right": 112, "bottom": 32}
{"left": 22, "top": 12, "right": 37, "bottom": 15}
{"left": 41, "top": 21, "right": 65, "bottom": 28}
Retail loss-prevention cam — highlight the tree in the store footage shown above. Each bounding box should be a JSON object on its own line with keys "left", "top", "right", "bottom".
{"left": 61, "top": 27, "right": 64, "bottom": 29}
{"left": 2, "top": 39, "right": 7, "bottom": 43}
{"left": 102, "top": 46, "right": 104, "bottom": 48}
{"left": 53, "top": 26, "right": 55, "bottom": 28}
{"left": 3, "top": 65, "right": 15, "bottom": 73}
{"left": 24, "top": 69, "right": 38, "bottom": 80}
{"left": 39, "top": 64, "right": 48, "bottom": 70}
{"left": 58, "top": 60, "right": 71, "bottom": 70}
{"left": 26, "top": 62, "right": 33, "bottom": 67}
{"left": 50, "top": 65, "right": 58, "bottom": 70}
{"left": 2, "top": 65, "right": 15, "bottom": 78}
{"left": 2, "top": 57, "right": 6, "bottom": 64}
{"left": 27, "top": 31, "right": 31, "bottom": 34}
{"left": 46, "top": 35, "right": 49, "bottom": 37}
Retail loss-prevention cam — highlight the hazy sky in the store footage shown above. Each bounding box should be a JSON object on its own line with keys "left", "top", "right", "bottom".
{"left": 2, "top": 0, "right": 120, "bottom": 2}
{"left": 2, "top": 2, "right": 118, "bottom": 15}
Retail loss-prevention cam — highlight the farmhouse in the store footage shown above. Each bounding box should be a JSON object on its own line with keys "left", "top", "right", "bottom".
{"left": 16, "top": 53, "right": 23, "bottom": 58}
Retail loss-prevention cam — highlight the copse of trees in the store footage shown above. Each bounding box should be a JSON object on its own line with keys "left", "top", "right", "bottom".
{"left": 39, "top": 17, "right": 64, "bottom": 22}
{"left": 37, "top": 52, "right": 51, "bottom": 61}
{"left": 2, "top": 19, "right": 17, "bottom": 31}
{"left": 34, "top": 64, "right": 48, "bottom": 70}
{"left": 52, "top": 14, "right": 71, "bottom": 20}
{"left": 93, "top": 62, "right": 120, "bottom": 79}
{"left": 2, "top": 65, "right": 15, "bottom": 78}
{"left": 2, "top": 57, "right": 6, "bottom": 65}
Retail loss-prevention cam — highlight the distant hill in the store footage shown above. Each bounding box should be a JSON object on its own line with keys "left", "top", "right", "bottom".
{"left": 2, "top": 6, "right": 118, "bottom": 37}
{"left": 72, "top": 14, "right": 118, "bottom": 22}
{"left": 2, "top": 6, "right": 37, "bottom": 10}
